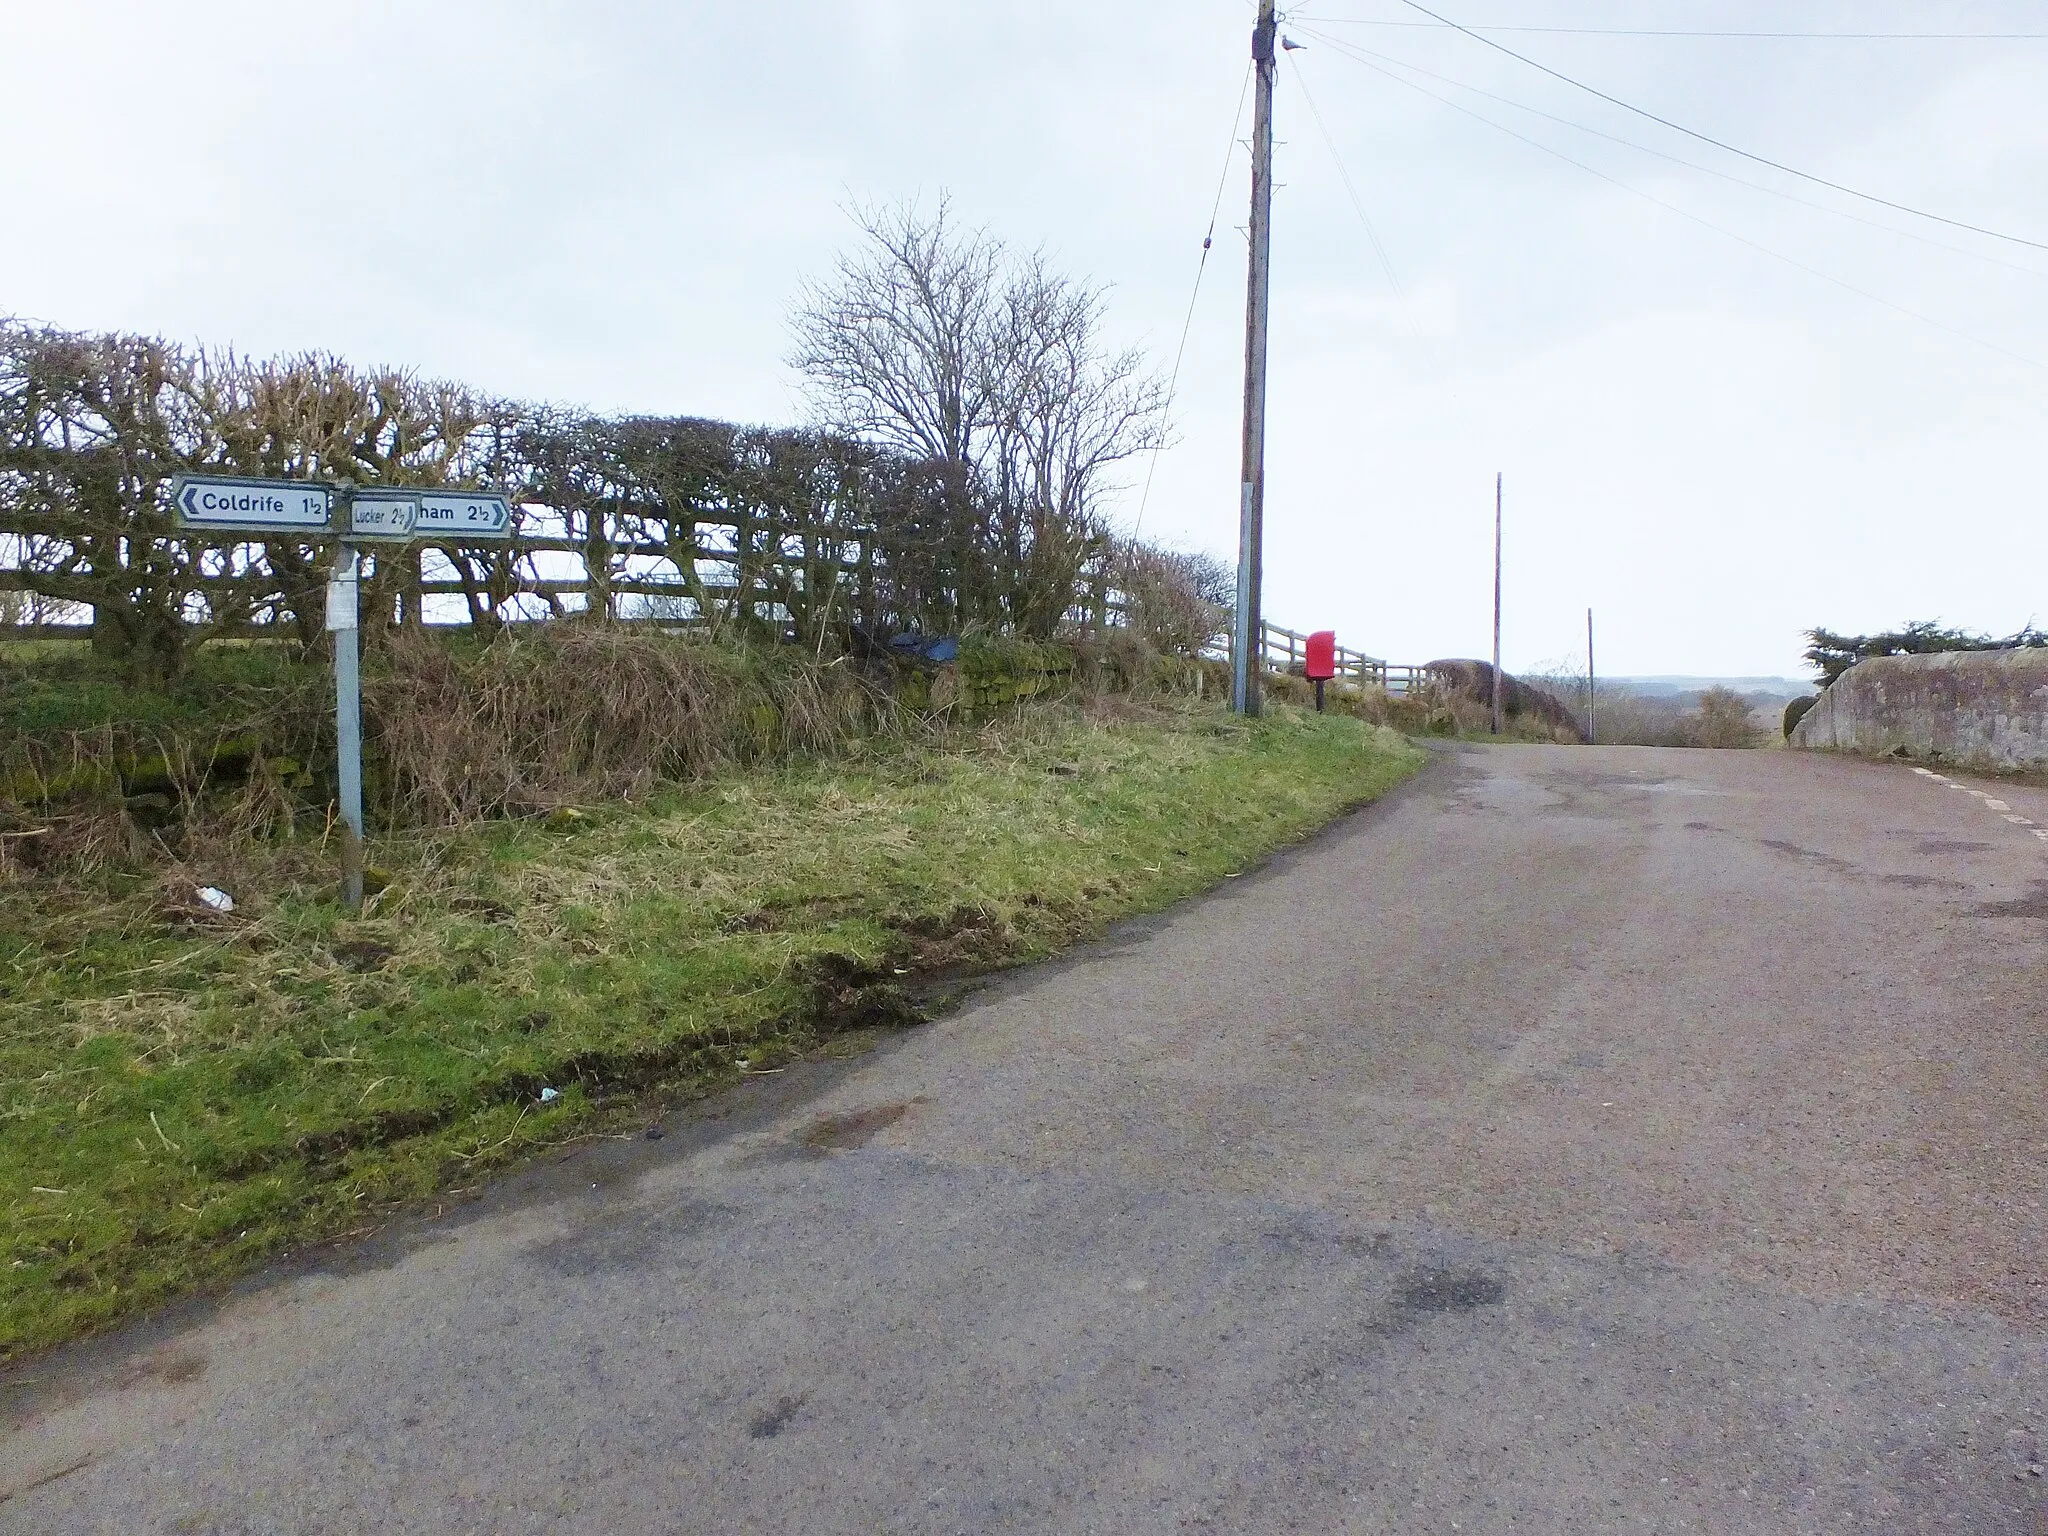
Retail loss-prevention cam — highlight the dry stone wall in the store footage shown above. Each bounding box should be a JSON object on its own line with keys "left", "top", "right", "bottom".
{"left": 1790, "top": 649, "right": 2048, "bottom": 769}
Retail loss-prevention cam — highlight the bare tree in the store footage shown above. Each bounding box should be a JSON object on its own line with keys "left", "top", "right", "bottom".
{"left": 789, "top": 198, "right": 1168, "bottom": 637}
{"left": 789, "top": 197, "right": 1002, "bottom": 470}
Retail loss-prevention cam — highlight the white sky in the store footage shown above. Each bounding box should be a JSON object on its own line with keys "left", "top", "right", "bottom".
{"left": 3, "top": 0, "right": 2044, "bottom": 677}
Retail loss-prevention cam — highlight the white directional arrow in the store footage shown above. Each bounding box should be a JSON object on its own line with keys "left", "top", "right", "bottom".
{"left": 415, "top": 492, "right": 513, "bottom": 539}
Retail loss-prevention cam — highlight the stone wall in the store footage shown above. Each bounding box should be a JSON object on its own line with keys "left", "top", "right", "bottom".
{"left": 1790, "top": 649, "right": 2048, "bottom": 769}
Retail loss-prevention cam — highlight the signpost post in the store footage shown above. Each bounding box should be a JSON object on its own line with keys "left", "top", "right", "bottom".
{"left": 172, "top": 473, "right": 511, "bottom": 911}
{"left": 326, "top": 546, "right": 365, "bottom": 909}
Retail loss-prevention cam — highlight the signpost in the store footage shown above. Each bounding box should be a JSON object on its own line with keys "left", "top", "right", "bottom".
{"left": 347, "top": 489, "right": 419, "bottom": 541}
{"left": 171, "top": 473, "right": 512, "bottom": 911}
{"left": 172, "top": 475, "right": 331, "bottom": 531}
{"left": 416, "top": 492, "right": 512, "bottom": 538}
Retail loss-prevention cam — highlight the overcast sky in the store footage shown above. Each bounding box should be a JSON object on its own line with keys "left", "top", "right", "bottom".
{"left": 4, "top": 1, "right": 2044, "bottom": 677}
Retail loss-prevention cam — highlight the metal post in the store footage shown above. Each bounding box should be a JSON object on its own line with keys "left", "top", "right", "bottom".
{"left": 1490, "top": 472, "right": 1503, "bottom": 735}
{"left": 328, "top": 543, "right": 365, "bottom": 913}
{"left": 1585, "top": 606, "right": 1596, "bottom": 745}
{"left": 1232, "top": 0, "right": 1278, "bottom": 718}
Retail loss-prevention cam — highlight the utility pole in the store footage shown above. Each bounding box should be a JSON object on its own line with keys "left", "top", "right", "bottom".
{"left": 1232, "top": 0, "right": 1278, "bottom": 717}
{"left": 1585, "top": 607, "right": 1596, "bottom": 745}
{"left": 1490, "top": 472, "right": 1503, "bottom": 735}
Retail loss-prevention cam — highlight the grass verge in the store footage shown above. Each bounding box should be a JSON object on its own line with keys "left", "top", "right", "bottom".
{"left": 0, "top": 700, "right": 1421, "bottom": 1358}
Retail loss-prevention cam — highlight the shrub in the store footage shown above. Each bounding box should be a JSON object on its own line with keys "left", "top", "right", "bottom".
{"left": 1692, "top": 686, "right": 1760, "bottom": 749}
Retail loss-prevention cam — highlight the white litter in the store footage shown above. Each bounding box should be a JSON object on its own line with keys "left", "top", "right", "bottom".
{"left": 195, "top": 886, "right": 235, "bottom": 913}
{"left": 538, "top": 1087, "right": 560, "bottom": 1103}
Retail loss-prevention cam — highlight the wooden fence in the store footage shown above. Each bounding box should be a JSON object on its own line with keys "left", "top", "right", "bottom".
{"left": 6, "top": 520, "right": 1435, "bottom": 694}
{"left": 1248, "top": 622, "right": 1429, "bottom": 695}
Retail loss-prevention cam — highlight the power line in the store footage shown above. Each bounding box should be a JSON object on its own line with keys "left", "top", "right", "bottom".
{"left": 1296, "top": 17, "right": 2048, "bottom": 41}
{"left": 1383, "top": 0, "right": 2048, "bottom": 253}
{"left": 1301, "top": 39, "right": 2048, "bottom": 373}
{"left": 1134, "top": 60, "right": 1254, "bottom": 536}
{"left": 1292, "top": 24, "right": 2048, "bottom": 280}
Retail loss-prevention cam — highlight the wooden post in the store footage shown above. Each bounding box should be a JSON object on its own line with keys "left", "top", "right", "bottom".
{"left": 1586, "top": 606, "right": 1596, "bottom": 745}
{"left": 1232, "top": 0, "right": 1277, "bottom": 718}
{"left": 1491, "top": 472, "right": 1503, "bottom": 736}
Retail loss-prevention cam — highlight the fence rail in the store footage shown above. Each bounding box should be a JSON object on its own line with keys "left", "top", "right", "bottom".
{"left": 1247, "top": 623, "right": 1432, "bottom": 696}
{"left": 5, "top": 576, "right": 1441, "bottom": 699}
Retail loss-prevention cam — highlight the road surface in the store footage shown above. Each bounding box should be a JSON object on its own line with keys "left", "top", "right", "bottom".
{"left": 5, "top": 744, "right": 2045, "bottom": 1533}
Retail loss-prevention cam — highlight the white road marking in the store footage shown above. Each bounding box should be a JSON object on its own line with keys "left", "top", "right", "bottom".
{"left": 1909, "top": 765, "right": 2044, "bottom": 848}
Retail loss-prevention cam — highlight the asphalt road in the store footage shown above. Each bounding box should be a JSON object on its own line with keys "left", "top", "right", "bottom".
{"left": 5, "top": 744, "right": 2046, "bottom": 1534}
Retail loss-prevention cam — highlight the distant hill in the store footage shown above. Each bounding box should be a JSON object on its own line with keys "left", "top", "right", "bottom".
{"left": 1606, "top": 676, "right": 1811, "bottom": 701}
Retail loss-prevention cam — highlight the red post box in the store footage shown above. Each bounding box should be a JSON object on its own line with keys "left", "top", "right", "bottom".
{"left": 1304, "top": 630, "right": 1337, "bottom": 681}
{"left": 1305, "top": 630, "right": 1337, "bottom": 712}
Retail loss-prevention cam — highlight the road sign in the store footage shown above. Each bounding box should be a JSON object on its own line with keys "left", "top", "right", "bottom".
{"left": 348, "top": 489, "right": 418, "bottom": 541}
{"left": 172, "top": 475, "right": 332, "bottom": 533}
{"left": 415, "top": 491, "right": 513, "bottom": 540}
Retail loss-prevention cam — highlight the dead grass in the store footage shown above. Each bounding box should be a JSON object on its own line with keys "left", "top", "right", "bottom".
{"left": 370, "top": 627, "right": 906, "bottom": 822}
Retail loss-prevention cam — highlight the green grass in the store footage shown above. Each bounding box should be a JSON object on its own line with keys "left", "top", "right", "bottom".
{"left": 0, "top": 701, "right": 1422, "bottom": 1358}
{"left": 0, "top": 640, "right": 315, "bottom": 742}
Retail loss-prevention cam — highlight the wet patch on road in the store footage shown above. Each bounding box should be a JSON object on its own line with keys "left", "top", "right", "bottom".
{"left": 1369, "top": 1264, "right": 1508, "bottom": 1336}
{"left": 747, "top": 1393, "right": 805, "bottom": 1439}
{"left": 1393, "top": 1266, "right": 1505, "bottom": 1314}
{"left": 1758, "top": 838, "right": 1861, "bottom": 876}
{"left": 525, "top": 1198, "right": 743, "bottom": 1276}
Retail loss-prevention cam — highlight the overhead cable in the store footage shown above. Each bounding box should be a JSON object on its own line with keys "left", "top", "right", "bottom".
{"left": 1296, "top": 18, "right": 2048, "bottom": 41}
{"left": 1303, "top": 41, "right": 2047, "bottom": 372}
{"left": 1385, "top": 0, "right": 2048, "bottom": 253}
{"left": 1293, "top": 25, "right": 2048, "bottom": 280}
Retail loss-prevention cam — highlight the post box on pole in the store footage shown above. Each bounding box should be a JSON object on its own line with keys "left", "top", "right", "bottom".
{"left": 1305, "top": 629, "right": 1337, "bottom": 713}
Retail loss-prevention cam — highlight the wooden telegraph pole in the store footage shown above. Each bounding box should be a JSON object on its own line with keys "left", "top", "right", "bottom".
{"left": 1490, "top": 472, "right": 1504, "bottom": 735}
{"left": 1232, "top": 0, "right": 1278, "bottom": 717}
{"left": 1585, "top": 607, "right": 1596, "bottom": 744}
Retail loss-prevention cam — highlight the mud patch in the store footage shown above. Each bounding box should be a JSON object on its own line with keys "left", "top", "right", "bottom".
{"left": 330, "top": 939, "right": 394, "bottom": 971}
{"left": 801, "top": 1097, "right": 928, "bottom": 1151}
{"left": 796, "top": 953, "right": 927, "bottom": 1035}
{"left": 124, "top": 1348, "right": 207, "bottom": 1388}
{"left": 1975, "top": 881, "right": 2048, "bottom": 920}
{"left": 1883, "top": 872, "right": 1966, "bottom": 891}
{"left": 889, "top": 905, "right": 1009, "bottom": 970}
{"left": 1759, "top": 839, "right": 1858, "bottom": 876}
{"left": 154, "top": 1351, "right": 207, "bottom": 1385}
{"left": 724, "top": 895, "right": 858, "bottom": 934}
